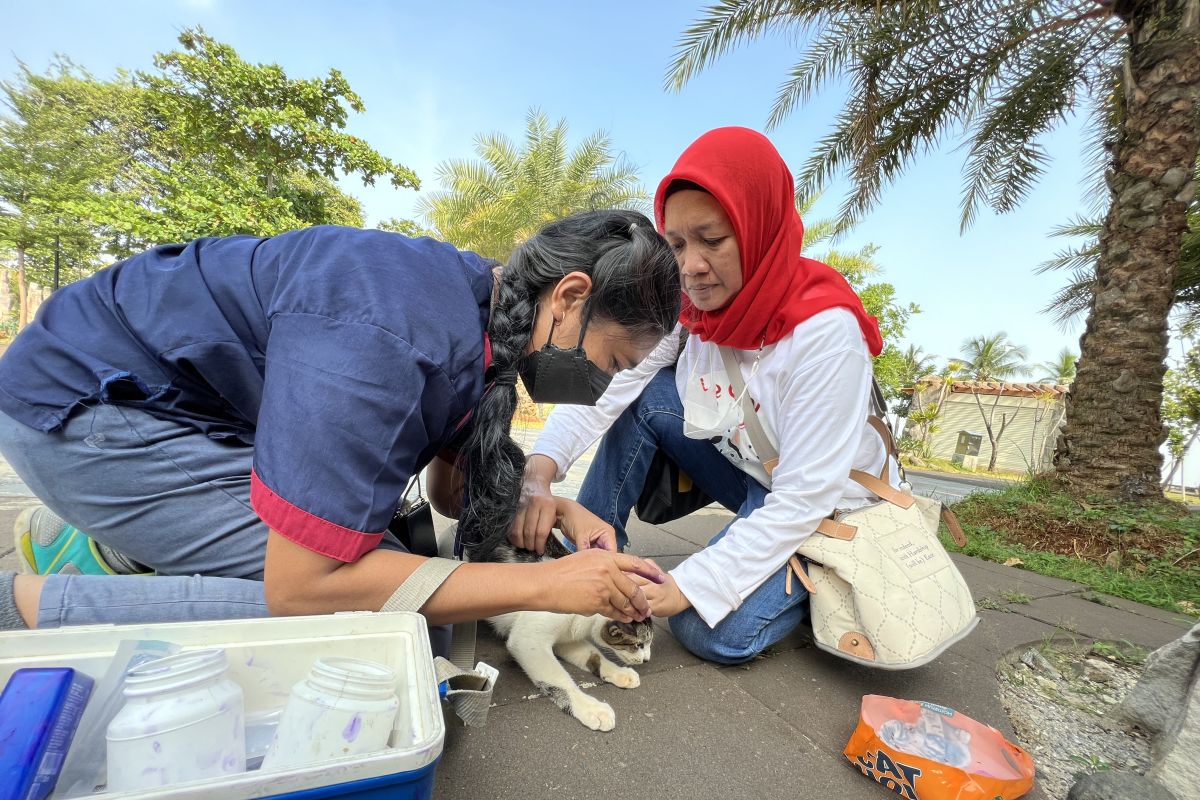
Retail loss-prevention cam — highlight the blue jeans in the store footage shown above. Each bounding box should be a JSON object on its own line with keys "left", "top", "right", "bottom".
{"left": 0, "top": 404, "right": 449, "bottom": 655}
{"left": 576, "top": 368, "right": 810, "bottom": 665}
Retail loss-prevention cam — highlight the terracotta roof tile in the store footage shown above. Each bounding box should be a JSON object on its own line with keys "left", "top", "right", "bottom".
{"left": 903, "top": 378, "right": 1069, "bottom": 397}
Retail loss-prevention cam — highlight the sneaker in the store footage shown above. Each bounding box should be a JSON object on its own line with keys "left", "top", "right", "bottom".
{"left": 13, "top": 505, "right": 147, "bottom": 576}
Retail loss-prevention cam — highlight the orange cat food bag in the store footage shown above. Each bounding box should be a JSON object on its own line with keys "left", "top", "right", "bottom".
{"left": 844, "top": 695, "right": 1035, "bottom": 800}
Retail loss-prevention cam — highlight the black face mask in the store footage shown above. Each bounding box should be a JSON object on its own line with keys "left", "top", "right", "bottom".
{"left": 517, "top": 315, "right": 613, "bottom": 405}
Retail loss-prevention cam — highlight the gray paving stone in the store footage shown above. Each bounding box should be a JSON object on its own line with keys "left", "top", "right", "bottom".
{"left": 948, "top": 608, "right": 1062, "bottom": 668}
{"left": 1012, "top": 593, "right": 1190, "bottom": 650}
{"left": 1, "top": 499, "right": 22, "bottom": 572}
{"left": 623, "top": 517, "right": 701, "bottom": 558}
{"left": 721, "top": 645, "right": 1024, "bottom": 758}
{"left": 1072, "top": 591, "right": 1196, "bottom": 629}
{"left": 642, "top": 554, "right": 688, "bottom": 572}
{"left": 651, "top": 507, "right": 733, "bottom": 548}
{"left": 953, "top": 553, "right": 1082, "bottom": 601}
{"left": 436, "top": 663, "right": 882, "bottom": 800}
{"left": 950, "top": 552, "right": 1086, "bottom": 595}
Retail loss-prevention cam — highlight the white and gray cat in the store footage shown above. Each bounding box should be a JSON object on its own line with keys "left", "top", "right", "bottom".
{"left": 485, "top": 536, "right": 654, "bottom": 731}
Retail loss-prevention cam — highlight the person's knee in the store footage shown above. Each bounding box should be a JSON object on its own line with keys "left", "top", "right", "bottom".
{"left": 633, "top": 369, "right": 681, "bottom": 413}
{"left": 668, "top": 609, "right": 760, "bottom": 665}
{"left": 0, "top": 410, "right": 37, "bottom": 465}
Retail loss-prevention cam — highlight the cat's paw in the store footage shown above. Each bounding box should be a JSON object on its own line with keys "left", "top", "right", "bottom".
{"left": 570, "top": 695, "right": 616, "bottom": 731}
{"left": 603, "top": 666, "right": 641, "bottom": 689}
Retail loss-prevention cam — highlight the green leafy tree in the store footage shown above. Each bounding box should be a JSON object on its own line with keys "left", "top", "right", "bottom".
{"left": 893, "top": 345, "right": 938, "bottom": 415}
{"left": 418, "top": 109, "right": 645, "bottom": 261}
{"left": 1038, "top": 348, "right": 1079, "bottom": 384}
{"left": 1, "top": 29, "right": 412, "bottom": 320}
{"left": 0, "top": 62, "right": 124, "bottom": 326}
{"left": 95, "top": 28, "right": 411, "bottom": 252}
{"left": 376, "top": 218, "right": 431, "bottom": 238}
{"left": 902, "top": 355, "right": 966, "bottom": 458}
{"left": 1162, "top": 344, "right": 1200, "bottom": 489}
{"left": 667, "top": 0, "right": 1200, "bottom": 500}
{"left": 800, "top": 197, "right": 920, "bottom": 401}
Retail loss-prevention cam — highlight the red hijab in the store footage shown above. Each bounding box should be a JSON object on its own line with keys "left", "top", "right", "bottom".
{"left": 654, "top": 127, "right": 884, "bottom": 355}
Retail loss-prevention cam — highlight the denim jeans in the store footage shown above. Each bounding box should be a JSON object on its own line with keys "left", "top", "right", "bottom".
{"left": 575, "top": 368, "right": 810, "bottom": 664}
{"left": 0, "top": 404, "right": 449, "bottom": 655}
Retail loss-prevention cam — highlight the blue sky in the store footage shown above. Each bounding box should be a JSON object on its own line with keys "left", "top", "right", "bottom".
{"left": 3, "top": 0, "right": 1100, "bottom": 370}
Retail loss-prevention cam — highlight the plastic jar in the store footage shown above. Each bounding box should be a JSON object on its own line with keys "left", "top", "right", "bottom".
{"left": 106, "top": 649, "right": 246, "bottom": 791}
{"left": 261, "top": 657, "right": 399, "bottom": 771}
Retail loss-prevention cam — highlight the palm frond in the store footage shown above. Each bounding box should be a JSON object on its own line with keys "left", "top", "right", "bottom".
{"left": 766, "top": 18, "right": 862, "bottom": 129}
{"left": 665, "top": 0, "right": 800, "bottom": 92}
{"left": 674, "top": 0, "right": 1124, "bottom": 228}
{"left": 419, "top": 108, "right": 647, "bottom": 261}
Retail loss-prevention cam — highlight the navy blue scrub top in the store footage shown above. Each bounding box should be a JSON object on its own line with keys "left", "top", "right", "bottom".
{"left": 0, "top": 226, "right": 495, "bottom": 561}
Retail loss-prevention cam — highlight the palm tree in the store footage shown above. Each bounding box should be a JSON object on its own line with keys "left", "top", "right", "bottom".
{"left": 667, "top": 1, "right": 1200, "bottom": 500}
{"left": 796, "top": 196, "right": 920, "bottom": 400}
{"left": 899, "top": 344, "right": 938, "bottom": 388}
{"left": 417, "top": 109, "right": 646, "bottom": 261}
{"left": 1039, "top": 170, "right": 1199, "bottom": 330}
{"left": 959, "top": 334, "right": 1030, "bottom": 382}
{"left": 957, "top": 333, "right": 1031, "bottom": 472}
{"left": 1038, "top": 348, "right": 1079, "bottom": 384}
{"left": 893, "top": 344, "right": 937, "bottom": 416}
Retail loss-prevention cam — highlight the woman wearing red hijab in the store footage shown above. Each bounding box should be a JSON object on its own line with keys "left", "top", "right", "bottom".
{"left": 516, "top": 128, "right": 891, "bottom": 663}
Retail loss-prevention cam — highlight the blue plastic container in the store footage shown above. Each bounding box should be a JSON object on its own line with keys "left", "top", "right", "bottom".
{"left": 0, "top": 667, "right": 95, "bottom": 800}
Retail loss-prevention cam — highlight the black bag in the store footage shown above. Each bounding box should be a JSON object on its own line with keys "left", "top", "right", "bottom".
{"left": 634, "top": 328, "right": 715, "bottom": 524}
{"left": 634, "top": 450, "right": 713, "bottom": 525}
{"left": 388, "top": 474, "right": 439, "bottom": 557}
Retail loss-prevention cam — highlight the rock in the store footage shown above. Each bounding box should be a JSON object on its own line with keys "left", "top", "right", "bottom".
{"left": 1147, "top": 667, "right": 1200, "bottom": 800}
{"left": 1067, "top": 771, "right": 1177, "bottom": 800}
{"left": 1022, "top": 648, "right": 1060, "bottom": 677}
{"left": 1035, "top": 675, "right": 1059, "bottom": 693}
{"left": 1084, "top": 658, "right": 1119, "bottom": 685}
{"left": 1121, "top": 623, "right": 1200, "bottom": 735}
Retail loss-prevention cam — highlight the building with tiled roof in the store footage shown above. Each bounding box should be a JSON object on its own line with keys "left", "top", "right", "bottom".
{"left": 903, "top": 377, "right": 1068, "bottom": 473}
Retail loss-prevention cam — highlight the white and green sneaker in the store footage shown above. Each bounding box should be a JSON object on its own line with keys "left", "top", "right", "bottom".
{"left": 14, "top": 505, "right": 147, "bottom": 576}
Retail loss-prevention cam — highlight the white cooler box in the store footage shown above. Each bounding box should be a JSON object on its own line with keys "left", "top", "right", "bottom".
{"left": 0, "top": 612, "right": 445, "bottom": 799}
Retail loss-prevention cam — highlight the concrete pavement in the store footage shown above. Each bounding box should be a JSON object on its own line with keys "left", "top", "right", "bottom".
{"left": 1, "top": 448, "right": 1193, "bottom": 799}
{"left": 432, "top": 509, "right": 1192, "bottom": 800}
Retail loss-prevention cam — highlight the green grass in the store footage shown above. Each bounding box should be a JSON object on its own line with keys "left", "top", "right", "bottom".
{"left": 1088, "top": 640, "right": 1149, "bottom": 668}
{"left": 902, "top": 455, "right": 1024, "bottom": 481}
{"left": 942, "top": 477, "right": 1200, "bottom": 616}
{"left": 1164, "top": 488, "right": 1199, "bottom": 504}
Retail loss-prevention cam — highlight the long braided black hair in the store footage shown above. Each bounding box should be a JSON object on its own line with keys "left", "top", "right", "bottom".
{"left": 458, "top": 209, "right": 680, "bottom": 561}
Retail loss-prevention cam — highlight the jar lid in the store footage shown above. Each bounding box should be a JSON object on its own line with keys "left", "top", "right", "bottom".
{"left": 124, "top": 649, "right": 230, "bottom": 696}
{"left": 308, "top": 657, "right": 396, "bottom": 699}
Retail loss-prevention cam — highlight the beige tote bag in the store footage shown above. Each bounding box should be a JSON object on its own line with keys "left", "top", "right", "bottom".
{"left": 719, "top": 347, "right": 978, "bottom": 670}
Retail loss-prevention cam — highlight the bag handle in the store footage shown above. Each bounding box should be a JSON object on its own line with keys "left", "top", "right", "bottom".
{"left": 717, "top": 347, "right": 966, "bottom": 547}
{"left": 854, "top": 422, "right": 969, "bottom": 548}
{"left": 718, "top": 346, "right": 779, "bottom": 477}
{"left": 402, "top": 472, "right": 425, "bottom": 504}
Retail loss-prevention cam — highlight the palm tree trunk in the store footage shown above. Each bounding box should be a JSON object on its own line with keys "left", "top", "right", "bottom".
{"left": 16, "top": 246, "right": 29, "bottom": 330}
{"left": 1055, "top": 0, "right": 1200, "bottom": 500}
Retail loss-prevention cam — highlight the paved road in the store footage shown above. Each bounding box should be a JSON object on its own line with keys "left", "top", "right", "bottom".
{"left": 903, "top": 468, "right": 1009, "bottom": 504}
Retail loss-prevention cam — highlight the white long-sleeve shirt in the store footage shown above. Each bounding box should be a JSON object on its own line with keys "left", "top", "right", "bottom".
{"left": 531, "top": 307, "right": 895, "bottom": 627}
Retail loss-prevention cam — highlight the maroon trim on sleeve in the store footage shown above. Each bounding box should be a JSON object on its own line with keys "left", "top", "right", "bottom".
{"left": 250, "top": 470, "right": 383, "bottom": 562}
